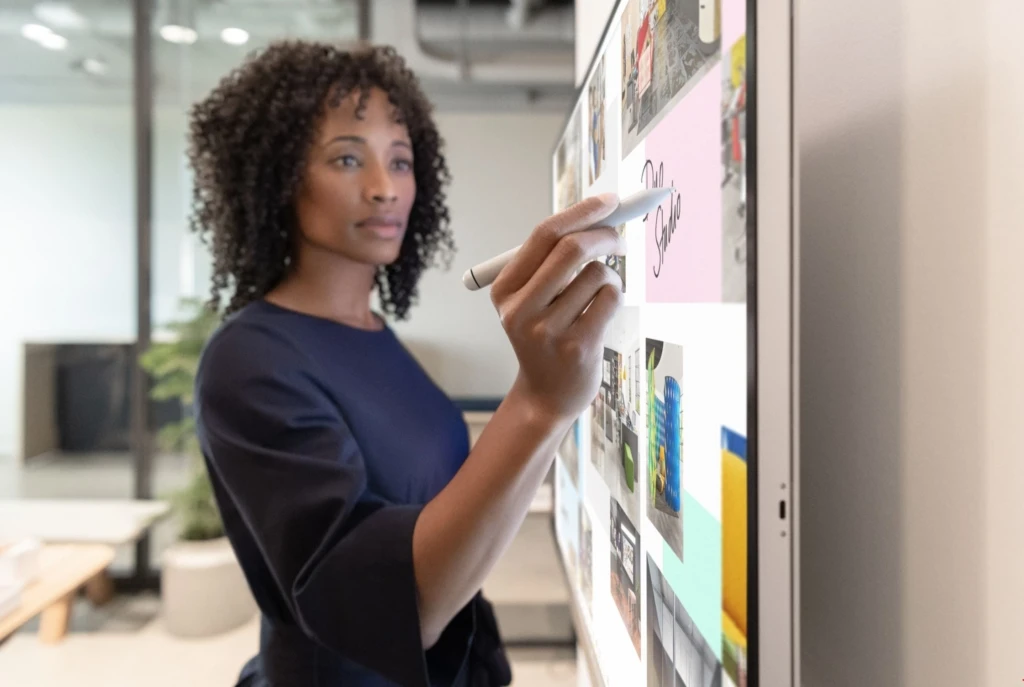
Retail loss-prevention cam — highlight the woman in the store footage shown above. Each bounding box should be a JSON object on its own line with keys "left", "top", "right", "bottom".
{"left": 190, "top": 41, "right": 624, "bottom": 687}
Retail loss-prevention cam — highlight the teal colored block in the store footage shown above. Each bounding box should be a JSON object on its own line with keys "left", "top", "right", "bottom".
{"left": 662, "top": 492, "right": 722, "bottom": 661}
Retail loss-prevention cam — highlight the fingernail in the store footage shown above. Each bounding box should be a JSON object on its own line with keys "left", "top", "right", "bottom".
{"left": 597, "top": 191, "right": 619, "bottom": 207}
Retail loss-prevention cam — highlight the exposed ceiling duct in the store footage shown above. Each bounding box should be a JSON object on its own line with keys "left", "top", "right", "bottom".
{"left": 505, "top": 0, "right": 545, "bottom": 30}
{"left": 418, "top": 3, "right": 572, "bottom": 45}
{"left": 370, "top": 0, "right": 574, "bottom": 87}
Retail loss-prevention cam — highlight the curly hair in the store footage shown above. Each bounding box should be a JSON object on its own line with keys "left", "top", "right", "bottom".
{"left": 187, "top": 41, "right": 454, "bottom": 320}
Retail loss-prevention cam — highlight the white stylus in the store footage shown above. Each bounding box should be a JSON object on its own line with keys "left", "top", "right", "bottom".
{"left": 462, "top": 186, "right": 674, "bottom": 291}
{"left": 699, "top": 0, "right": 721, "bottom": 44}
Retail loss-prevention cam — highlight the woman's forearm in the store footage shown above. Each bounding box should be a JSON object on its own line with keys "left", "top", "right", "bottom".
{"left": 411, "top": 382, "right": 572, "bottom": 646}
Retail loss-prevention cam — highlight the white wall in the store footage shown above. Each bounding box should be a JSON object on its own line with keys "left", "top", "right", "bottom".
{"left": 984, "top": 1, "right": 1024, "bottom": 684}
{"left": 0, "top": 106, "right": 563, "bottom": 456}
{"left": 392, "top": 111, "right": 565, "bottom": 397}
{"left": 800, "top": 0, "right": 1022, "bottom": 686}
{"left": 575, "top": 0, "right": 619, "bottom": 87}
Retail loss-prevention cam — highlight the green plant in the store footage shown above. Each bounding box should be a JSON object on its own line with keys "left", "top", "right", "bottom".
{"left": 140, "top": 297, "right": 223, "bottom": 541}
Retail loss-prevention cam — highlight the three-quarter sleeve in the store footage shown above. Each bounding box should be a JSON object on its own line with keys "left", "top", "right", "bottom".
{"left": 194, "top": 323, "right": 474, "bottom": 687}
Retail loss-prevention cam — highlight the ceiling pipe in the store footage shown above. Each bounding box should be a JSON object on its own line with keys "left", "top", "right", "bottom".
{"left": 369, "top": 0, "right": 461, "bottom": 80}
{"left": 417, "top": 4, "right": 573, "bottom": 45}
{"left": 370, "top": 0, "right": 573, "bottom": 86}
{"left": 506, "top": 0, "right": 544, "bottom": 30}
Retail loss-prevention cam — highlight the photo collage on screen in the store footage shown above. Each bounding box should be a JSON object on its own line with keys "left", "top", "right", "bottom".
{"left": 590, "top": 309, "right": 643, "bottom": 529}
{"left": 611, "top": 498, "right": 642, "bottom": 657}
{"left": 579, "top": 503, "right": 594, "bottom": 618}
{"left": 646, "top": 338, "right": 684, "bottom": 563}
{"left": 647, "top": 553, "right": 724, "bottom": 687}
{"left": 552, "top": 0, "right": 750, "bottom": 685}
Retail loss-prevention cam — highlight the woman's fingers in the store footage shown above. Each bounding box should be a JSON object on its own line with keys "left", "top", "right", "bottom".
{"left": 515, "top": 227, "right": 625, "bottom": 315}
{"left": 490, "top": 193, "right": 619, "bottom": 303}
{"left": 568, "top": 278, "right": 623, "bottom": 343}
{"left": 544, "top": 260, "right": 623, "bottom": 332}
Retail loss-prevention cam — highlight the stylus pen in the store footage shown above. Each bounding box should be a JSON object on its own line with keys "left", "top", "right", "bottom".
{"left": 462, "top": 186, "right": 674, "bottom": 291}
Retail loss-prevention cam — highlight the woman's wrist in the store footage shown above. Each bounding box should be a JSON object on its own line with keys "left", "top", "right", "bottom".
{"left": 503, "top": 376, "right": 577, "bottom": 438}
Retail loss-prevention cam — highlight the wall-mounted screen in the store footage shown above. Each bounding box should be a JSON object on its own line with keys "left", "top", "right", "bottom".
{"left": 551, "top": 1, "right": 797, "bottom": 685}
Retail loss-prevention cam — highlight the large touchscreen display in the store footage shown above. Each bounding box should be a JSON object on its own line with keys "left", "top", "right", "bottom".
{"left": 552, "top": 1, "right": 751, "bottom": 685}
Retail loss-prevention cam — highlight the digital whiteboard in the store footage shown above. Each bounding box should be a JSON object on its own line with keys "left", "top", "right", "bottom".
{"left": 550, "top": 1, "right": 798, "bottom": 685}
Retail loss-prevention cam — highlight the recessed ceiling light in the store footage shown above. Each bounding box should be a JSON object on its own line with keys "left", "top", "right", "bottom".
{"left": 160, "top": 24, "right": 198, "bottom": 45}
{"left": 220, "top": 27, "right": 249, "bottom": 46}
{"left": 81, "top": 57, "right": 108, "bottom": 76}
{"left": 38, "top": 32, "right": 68, "bottom": 50}
{"left": 21, "top": 23, "right": 53, "bottom": 41}
{"left": 34, "top": 2, "right": 87, "bottom": 30}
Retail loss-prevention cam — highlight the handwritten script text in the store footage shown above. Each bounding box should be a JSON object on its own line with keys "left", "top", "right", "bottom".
{"left": 641, "top": 159, "right": 682, "bottom": 279}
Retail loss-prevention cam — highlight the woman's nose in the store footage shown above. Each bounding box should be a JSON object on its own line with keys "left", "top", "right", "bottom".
{"left": 370, "top": 188, "right": 397, "bottom": 203}
{"left": 364, "top": 162, "right": 397, "bottom": 203}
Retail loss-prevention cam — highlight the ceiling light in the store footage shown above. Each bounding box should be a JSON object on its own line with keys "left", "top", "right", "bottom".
{"left": 220, "top": 27, "right": 249, "bottom": 46}
{"left": 159, "top": 0, "right": 198, "bottom": 45}
{"left": 33, "top": 2, "right": 87, "bottom": 30}
{"left": 38, "top": 32, "right": 69, "bottom": 50}
{"left": 81, "top": 57, "right": 108, "bottom": 76}
{"left": 21, "top": 23, "right": 53, "bottom": 41}
{"left": 160, "top": 24, "right": 198, "bottom": 44}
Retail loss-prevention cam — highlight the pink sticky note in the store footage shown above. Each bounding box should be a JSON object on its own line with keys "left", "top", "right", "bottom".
{"left": 643, "top": 63, "right": 723, "bottom": 303}
{"left": 723, "top": 0, "right": 747, "bottom": 51}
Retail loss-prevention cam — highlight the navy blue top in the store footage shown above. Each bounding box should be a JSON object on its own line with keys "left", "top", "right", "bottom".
{"left": 193, "top": 300, "right": 510, "bottom": 687}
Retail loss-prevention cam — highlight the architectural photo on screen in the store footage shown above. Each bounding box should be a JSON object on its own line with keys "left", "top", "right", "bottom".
{"left": 579, "top": 503, "right": 594, "bottom": 617}
{"left": 605, "top": 223, "right": 627, "bottom": 293}
{"left": 647, "top": 554, "right": 723, "bottom": 687}
{"left": 559, "top": 420, "right": 581, "bottom": 487}
{"left": 592, "top": 342, "right": 643, "bottom": 527}
{"left": 721, "top": 425, "right": 748, "bottom": 686}
{"left": 620, "top": 0, "right": 722, "bottom": 157}
{"left": 556, "top": 461, "right": 580, "bottom": 580}
{"left": 588, "top": 53, "right": 607, "bottom": 186}
{"left": 720, "top": 33, "right": 747, "bottom": 303}
{"left": 646, "top": 338, "right": 685, "bottom": 562}
{"left": 555, "top": 104, "right": 581, "bottom": 212}
{"left": 591, "top": 387, "right": 606, "bottom": 469}
{"left": 610, "top": 498, "right": 642, "bottom": 656}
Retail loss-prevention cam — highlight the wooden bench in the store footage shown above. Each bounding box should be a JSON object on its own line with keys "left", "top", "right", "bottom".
{"left": 0, "top": 498, "right": 171, "bottom": 643}
{"left": 0, "top": 544, "right": 115, "bottom": 644}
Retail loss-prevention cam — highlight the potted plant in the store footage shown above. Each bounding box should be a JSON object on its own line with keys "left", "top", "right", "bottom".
{"left": 141, "top": 297, "right": 256, "bottom": 638}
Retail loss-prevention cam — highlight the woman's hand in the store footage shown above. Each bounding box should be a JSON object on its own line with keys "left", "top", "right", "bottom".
{"left": 413, "top": 194, "right": 625, "bottom": 644}
{"left": 490, "top": 193, "right": 625, "bottom": 423}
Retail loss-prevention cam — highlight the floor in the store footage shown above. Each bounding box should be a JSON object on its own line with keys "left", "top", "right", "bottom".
{"left": 0, "top": 452, "right": 578, "bottom": 685}
{"left": 0, "top": 594, "right": 576, "bottom": 687}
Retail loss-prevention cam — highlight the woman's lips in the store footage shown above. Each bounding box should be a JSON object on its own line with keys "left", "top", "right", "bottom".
{"left": 356, "top": 216, "right": 403, "bottom": 239}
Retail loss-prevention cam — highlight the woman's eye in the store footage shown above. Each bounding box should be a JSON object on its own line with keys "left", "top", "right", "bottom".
{"left": 392, "top": 158, "right": 413, "bottom": 172}
{"left": 334, "top": 155, "right": 359, "bottom": 168}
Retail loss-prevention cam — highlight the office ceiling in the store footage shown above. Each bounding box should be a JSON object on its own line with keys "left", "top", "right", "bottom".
{"left": 0, "top": 0, "right": 576, "bottom": 111}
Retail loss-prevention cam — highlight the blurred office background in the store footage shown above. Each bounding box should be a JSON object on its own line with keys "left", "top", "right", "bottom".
{"left": 0, "top": 1, "right": 581, "bottom": 684}
{"left": 1, "top": 0, "right": 1021, "bottom": 686}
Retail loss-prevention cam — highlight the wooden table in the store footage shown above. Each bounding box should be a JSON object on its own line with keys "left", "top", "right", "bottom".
{"left": 0, "top": 544, "right": 115, "bottom": 644}
{"left": 0, "top": 499, "right": 170, "bottom": 622}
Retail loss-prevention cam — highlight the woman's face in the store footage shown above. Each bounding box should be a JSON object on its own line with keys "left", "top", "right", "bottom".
{"left": 295, "top": 86, "right": 416, "bottom": 268}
